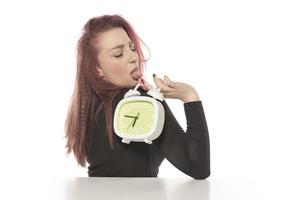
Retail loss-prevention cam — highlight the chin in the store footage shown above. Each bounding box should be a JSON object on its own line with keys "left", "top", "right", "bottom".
{"left": 121, "top": 80, "right": 137, "bottom": 89}
{"left": 130, "top": 79, "right": 139, "bottom": 87}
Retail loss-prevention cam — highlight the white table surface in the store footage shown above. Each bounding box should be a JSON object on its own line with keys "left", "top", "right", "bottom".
{"left": 3, "top": 176, "right": 299, "bottom": 200}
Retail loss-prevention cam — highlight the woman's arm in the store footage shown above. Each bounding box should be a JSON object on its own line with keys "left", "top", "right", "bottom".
{"left": 153, "top": 99, "right": 210, "bottom": 179}
{"left": 141, "top": 75, "right": 210, "bottom": 179}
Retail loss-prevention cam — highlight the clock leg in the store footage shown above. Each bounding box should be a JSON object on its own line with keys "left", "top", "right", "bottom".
{"left": 144, "top": 139, "right": 152, "bottom": 144}
{"left": 122, "top": 138, "right": 131, "bottom": 144}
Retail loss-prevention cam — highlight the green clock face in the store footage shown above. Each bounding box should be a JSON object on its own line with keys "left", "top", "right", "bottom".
{"left": 117, "top": 100, "right": 154, "bottom": 135}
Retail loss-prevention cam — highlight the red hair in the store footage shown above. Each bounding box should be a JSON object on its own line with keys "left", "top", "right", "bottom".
{"left": 65, "top": 14, "right": 149, "bottom": 167}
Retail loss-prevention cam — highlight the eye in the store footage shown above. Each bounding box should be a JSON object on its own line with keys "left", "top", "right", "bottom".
{"left": 115, "top": 53, "right": 123, "bottom": 58}
{"left": 130, "top": 44, "right": 136, "bottom": 51}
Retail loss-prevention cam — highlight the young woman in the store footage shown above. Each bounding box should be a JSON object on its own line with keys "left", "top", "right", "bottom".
{"left": 65, "top": 14, "right": 210, "bottom": 179}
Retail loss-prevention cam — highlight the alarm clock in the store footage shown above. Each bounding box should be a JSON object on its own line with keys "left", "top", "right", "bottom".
{"left": 113, "top": 83, "right": 165, "bottom": 144}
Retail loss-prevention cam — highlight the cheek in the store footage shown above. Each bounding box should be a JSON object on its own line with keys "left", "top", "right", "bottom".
{"left": 110, "top": 63, "right": 127, "bottom": 75}
{"left": 102, "top": 59, "right": 128, "bottom": 76}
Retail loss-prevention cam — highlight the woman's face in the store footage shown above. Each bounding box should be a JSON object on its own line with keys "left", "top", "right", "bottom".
{"left": 95, "top": 27, "right": 142, "bottom": 88}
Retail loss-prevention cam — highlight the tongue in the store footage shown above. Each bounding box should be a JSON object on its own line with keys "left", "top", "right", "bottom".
{"left": 131, "top": 70, "right": 142, "bottom": 80}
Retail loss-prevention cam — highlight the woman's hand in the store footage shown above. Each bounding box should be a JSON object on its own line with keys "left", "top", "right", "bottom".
{"left": 140, "top": 74, "right": 201, "bottom": 103}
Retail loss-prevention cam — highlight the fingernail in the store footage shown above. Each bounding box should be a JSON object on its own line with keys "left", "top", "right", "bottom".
{"left": 153, "top": 73, "right": 156, "bottom": 77}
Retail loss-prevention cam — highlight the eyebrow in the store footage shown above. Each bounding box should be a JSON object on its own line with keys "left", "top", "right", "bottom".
{"left": 109, "top": 41, "right": 134, "bottom": 52}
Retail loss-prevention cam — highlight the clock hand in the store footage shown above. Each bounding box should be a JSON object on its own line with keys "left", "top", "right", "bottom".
{"left": 132, "top": 118, "right": 137, "bottom": 127}
{"left": 135, "top": 112, "right": 140, "bottom": 118}
{"left": 126, "top": 113, "right": 140, "bottom": 129}
{"left": 127, "top": 118, "right": 135, "bottom": 129}
{"left": 132, "top": 113, "right": 140, "bottom": 127}
{"left": 124, "top": 114, "right": 136, "bottom": 118}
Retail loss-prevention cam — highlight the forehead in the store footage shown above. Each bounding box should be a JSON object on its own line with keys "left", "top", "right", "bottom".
{"left": 95, "top": 27, "right": 131, "bottom": 53}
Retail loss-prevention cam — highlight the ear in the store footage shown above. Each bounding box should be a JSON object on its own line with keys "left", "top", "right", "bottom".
{"left": 96, "top": 65, "right": 104, "bottom": 77}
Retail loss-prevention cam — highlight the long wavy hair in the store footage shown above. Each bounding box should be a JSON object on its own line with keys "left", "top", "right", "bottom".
{"left": 65, "top": 14, "right": 148, "bottom": 167}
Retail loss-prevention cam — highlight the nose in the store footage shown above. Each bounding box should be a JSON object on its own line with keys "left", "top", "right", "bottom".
{"left": 129, "top": 51, "right": 138, "bottom": 64}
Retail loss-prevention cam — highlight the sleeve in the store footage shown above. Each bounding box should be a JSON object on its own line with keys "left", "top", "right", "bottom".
{"left": 152, "top": 100, "right": 210, "bottom": 179}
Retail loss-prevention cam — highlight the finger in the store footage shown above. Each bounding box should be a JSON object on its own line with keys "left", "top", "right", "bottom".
{"left": 164, "top": 75, "right": 175, "bottom": 88}
{"left": 153, "top": 74, "right": 164, "bottom": 89}
{"left": 163, "top": 75, "right": 170, "bottom": 85}
{"left": 160, "top": 76, "right": 169, "bottom": 85}
{"left": 153, "top": 74, "right": 173, "bottom": 92}
{"left": 141, "top": 79, "right": 153, "bottom": 91}
{"left": 138, "top": 79, "right": 146, "bottom": 90}
{"left": 155, "top": 75, "right": 169, "bottom": 86}
{"left": 164, "top": 75, "right": 171, "bottom": 84}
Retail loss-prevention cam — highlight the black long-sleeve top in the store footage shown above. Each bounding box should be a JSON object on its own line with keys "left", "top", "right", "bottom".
{"left": 86, "top": 87, "right": 210, "bottom": 179}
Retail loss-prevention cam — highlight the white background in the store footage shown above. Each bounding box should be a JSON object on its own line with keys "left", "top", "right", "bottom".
{"left": 0, "top": 0, "right": 299, "bottom": 198}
